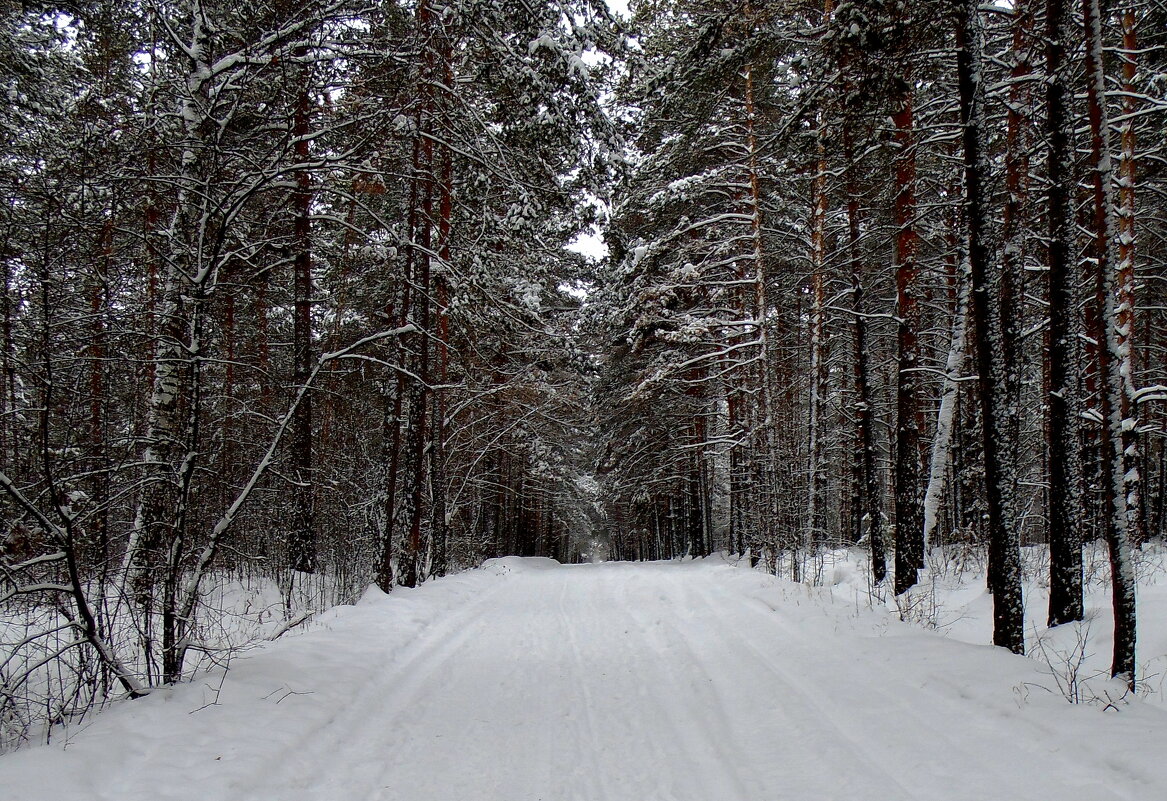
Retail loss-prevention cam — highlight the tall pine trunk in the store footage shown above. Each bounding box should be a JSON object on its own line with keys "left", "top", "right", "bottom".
{"left": 1082, "top": 0, "right": 1137, "bottom": 687}
{"left": 807, "top": 123, "right": 828, "bottom": 559}
{"left": 398, "top": 0, "right": 439, "bottom": 587}
{"left": 1045, "top": 0, "right": 1084, "bottom": 626}
{"left": 891, "top": 78, "right": 924, "bottom": 596}
{"left": 957, "top": 0, "right": 1024, "bottom": 653}
{"left": 1116, "top": 7, "right": 1141, "bottom": 545}
{"left": 289, "top": 42, "right": 316, "bottom": 574}
{"left": 744, "top": 59, "right": 780, "bottom": 572}
{"left": 841, "top": 92, "right": 884, "bottom": 583}
{"left": 429, "top": 98, "right": 453, "bottom": 579}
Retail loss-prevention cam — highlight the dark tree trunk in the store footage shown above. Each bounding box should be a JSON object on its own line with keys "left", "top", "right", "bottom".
{"left": 1082, "top": 0, "right": 1137, "bottom": 688}
{"left": 89, "top": 221, "right": 112, "bottom": 565}
{"left": 892, "top": 81, "right": 924, "bottom": 597}
{"left": 1116, "top": 7, "right": 1141, "bottom": 545}
{"left": 376, "top": 321, "right": 406, "bottom": 591}
{"left": 1045, "top": 0, "right": 1084, "bottom": 626}
{"left": 429, "top": 121, "right": 453, "bottom": 579}
{"left": 958, "top": 0, "right": 1024, "bottom": 653}
{"left": 843, "top": 128, "right": 885, "bottom": 582}
{"left": 807, "top": 121, "right": 828, "bottom": 558}
{"left": 0, "top": 256, "right": 11, "bottom": 472}
{"left": 289, "top": 46, "right": 316, "bottom": 574}
{"left": 398, "top": 0, "right": 442, "bottom": 588}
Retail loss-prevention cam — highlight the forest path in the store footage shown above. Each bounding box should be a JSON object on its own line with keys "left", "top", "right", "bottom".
{"left": 3, "top": 557, "right": 1166, "bottom": 800}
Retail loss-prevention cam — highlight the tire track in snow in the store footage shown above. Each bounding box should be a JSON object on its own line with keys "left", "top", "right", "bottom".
{"left": 617, "top": 575, "right": 757, "bottom": 801}
{"left": 554, "top": 567, "right": 688, "bottom": 801}
{"left": 554, "top": 573, "right": 618, "bottom": 801}
{"left": 345, "top": 569, "right": 605, "bottom": 801}
{"left": 694, "top": 574, "right": 1135, "bottom": 801}
{"left": 669, "top": 572, "right": 922, "bottom": 801}
{"left": 235, "top": 577, "right": 512, "bottom": 800}
{"left": 676, "top": 575, "right": 925, "bottom": 801}
{"left": 5, "top": 560, "right": 1167, "bottom": 801}
{"left": 231, "top": 561, "right": 1149, "bottom": 801}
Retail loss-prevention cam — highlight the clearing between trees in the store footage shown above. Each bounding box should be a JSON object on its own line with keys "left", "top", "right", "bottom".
{"left": 2, "top": 556, "right": 1165, "bottom": 801}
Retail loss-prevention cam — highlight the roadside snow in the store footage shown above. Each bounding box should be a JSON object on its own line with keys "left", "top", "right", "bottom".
{"left": 825, "top": 543, "right": 1167, "bottom": 710}
{"left": 2, "top": 555, "right": 1166, "bottom": 800}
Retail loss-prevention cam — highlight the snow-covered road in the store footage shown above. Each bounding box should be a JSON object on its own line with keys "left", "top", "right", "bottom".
{"left": 3, "top": 557, "right": 1166, "bottom": 800}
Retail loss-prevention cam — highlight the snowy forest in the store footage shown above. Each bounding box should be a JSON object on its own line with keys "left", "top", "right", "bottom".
{"left": 2, "top": 0, "right": 1167, "bottom": 766}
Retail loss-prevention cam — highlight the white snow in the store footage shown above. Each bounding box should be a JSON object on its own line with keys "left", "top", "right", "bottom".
{"left": 3, "top": 555, "right": 1167, "bottom": 800}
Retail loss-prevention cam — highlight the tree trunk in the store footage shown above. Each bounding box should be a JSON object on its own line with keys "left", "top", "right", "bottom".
{"left": 376, "top": 264, "right": 411, "bottom": 591}
{"left": 289, "top": 43, "right": 316, "bottom": 574}
{"left": 843, "top": 126, "right": 885, "bottom": 582}
{"left": 1045, "top": 0, "right": 1084, "bottom": 626}
{"left": 744, "top": 58, "right": 780, "bottom": 571}
{"left": 892, "top": 78, "right": 924, "bottom": 596}
{"left": 124, "top": 2, "right": 211, "bottom": 616}
{"left": 922, "top": 248, "right": 969, "bottom": 553}
{"left": 958, "top": 0, "right": 1024, "bottom": 653}
{"left": 89, "top": 220, "right": 112, "bottom": 565}
{"left": 1082, "top": 0, "right": 1137, "bottom": 688}
{"left": 0, "top": 255, "right": 12, "bottom": 472}
{"left": 1116, "top": 7, "right": 1141, "bottom": 545}
{"left": 429, "top": 110, "right": 453, "bottom": 579}
{"left": 807, "top": 123, "right": 828, "bottom": 557}
{"left": 399, "top": 0, "right": 439, "bottom": 588}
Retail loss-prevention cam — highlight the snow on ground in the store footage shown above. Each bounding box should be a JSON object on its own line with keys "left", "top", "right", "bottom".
{"left": 824, "top": 543, "right": 1167, "bottom": 709}
{"left": 0, "top": 569, "right": 360, "bottom": 751}
{"left": 2, "top": 555, "right": 1167, "bottom": 800}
